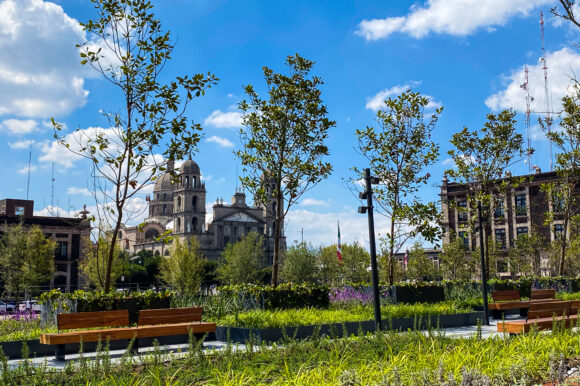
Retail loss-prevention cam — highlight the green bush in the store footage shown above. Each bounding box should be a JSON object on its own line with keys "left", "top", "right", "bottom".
{"left": 218, "top": 283, "right": 330, "bottom": 310}
{"left": 213, "top": 302, "right": 473, "bottom": 328}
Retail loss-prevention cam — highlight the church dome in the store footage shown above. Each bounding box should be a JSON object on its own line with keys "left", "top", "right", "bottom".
{"left": 154, "top": 172, "right": 172, "bottom": 192}
{"left": 180, "top": 159, "right": 200, "bottom": 175}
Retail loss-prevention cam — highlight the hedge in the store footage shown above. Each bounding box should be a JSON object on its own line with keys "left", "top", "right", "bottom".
{"left": 218, "top": 283, "right": 330, "bottom": 310}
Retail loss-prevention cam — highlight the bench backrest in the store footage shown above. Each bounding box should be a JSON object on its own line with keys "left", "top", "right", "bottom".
{"left": 491, "top": 290, "right": 521, "bottom": 302}
{"left": 570, "top": 300, "right": 580, "bottom": 316}
{"left": 528, "top": 301, "right": 572, "bottom": 320}
{"left": 57, "top": 310, "right": 130, "bottom": 331}
{"left": 138, "top": 307, "right": 203, "bottom": 326}
{"left": 530, "top": 289, "right": 556, "bottom": 300}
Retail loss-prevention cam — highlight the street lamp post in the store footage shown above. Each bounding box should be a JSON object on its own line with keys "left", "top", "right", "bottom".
{"left": 358, "top": 168, "right": 382, "bottom": 331}
{"left": 478, "top": 201, "right": 490, "bottom": 325}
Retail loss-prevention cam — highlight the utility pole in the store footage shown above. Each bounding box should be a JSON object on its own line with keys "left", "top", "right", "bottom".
{"left": 478, "top": 201, "right": 490, "bottom": 325}
{"left": 358, "top": 168, "right": 382, "bottom": 331}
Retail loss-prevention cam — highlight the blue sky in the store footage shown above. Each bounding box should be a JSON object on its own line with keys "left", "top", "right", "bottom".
{"left": 0, "top": 0, "right": 579, "bottom": 249}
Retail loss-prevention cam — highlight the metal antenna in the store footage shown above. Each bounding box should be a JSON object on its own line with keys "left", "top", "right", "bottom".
{"left": 540, "top": 10, "right": 554, "bottom": 171}
{"left": 26, "top": 143, "right": 32, "bottom": 200}
{"left": 51, "top": 161, "right": 55, "bottom": 214}
{"left": 520, "top": 65, "right": 534, "bottom": 174}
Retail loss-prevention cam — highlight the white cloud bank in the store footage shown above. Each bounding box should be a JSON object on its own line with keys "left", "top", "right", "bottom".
{"left": 0, "top": 0, "right": 89, "bottom": 118}
{"left": 356, "top": 0, "right": 546, "bottom": 41}
{"left": 0, "top": 118, "right": 38, "bottom": 135}
{"left": 486, "top": 48, "right": 580, "bottom": 114}
{"left": 366, "top": 83, "right": 441, "bottom": 111}
{"left": 206, "top": 135, "right": 234, "bottom": 148}
{"left": 204, "top": 110, "right": 243, "bottom": 128}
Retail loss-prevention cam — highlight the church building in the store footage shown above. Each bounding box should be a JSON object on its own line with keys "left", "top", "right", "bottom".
{"left": 119, "top": 158, "right": 283, "bottom": 264}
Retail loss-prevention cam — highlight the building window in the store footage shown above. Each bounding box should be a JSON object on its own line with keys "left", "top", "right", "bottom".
{"left": 192, "top": 196, "right": 197, "bottom": 210}
{"left": 554, "top": 224, "right": 565, "bottom": 240}
{"left": 192, "top": 217, "right": 197, "bottom": 231}
{"left": 516, "top": 227, "right": 528, "bottom": 237}
{"left": 458, "top": 231, "right": 469, "bottom": 249}
{"left": 457, "top": 200, "right": 468, "bottom": 222}
{"left": 495, "top": 228, "right": 506, "bottom": 250}
{"left": 516, "top": 194, "right": 527, "bottom": 216}
{"left": 553, "top": 194, "right": 565, "bottom": 213}
{"left": 163, "top": 193, "right": 167, "bottom": 199}
{"left": 177, "top": 196, "right": 181, "bottom": 210}
{"left": 177, "top": 218, "right": 181, "bottom": 233}
{"left": 494, "top": 200, "right": 505, "bottom": 219}
{"left": 56, "top": 241, "right": 68, "bottom": 259}
{"left": 185, "top": 176, "right": 190, "bottom": 188}
{"left": 14, "top": 206, "right": 24, "bottom": 216}
{"left": 163, "top": 204, "right": 167, "bottom": 214}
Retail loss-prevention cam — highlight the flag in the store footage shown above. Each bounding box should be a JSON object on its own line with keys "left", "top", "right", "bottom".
{"left": 337, "top": 221, "right": 343, "bottom": 263}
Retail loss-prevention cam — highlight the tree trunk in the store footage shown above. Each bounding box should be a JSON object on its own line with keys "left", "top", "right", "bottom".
{"left": 104, "top": 211, "right": 123, "bottom": 292}
{"left": 559, "top": 218, "right": 569, "bottom": 275}
{"left": 388, "top": 216, "right": 396, "bottom": 285}
{"left": 271, "top": 193, "right": 283, "bottom": 287}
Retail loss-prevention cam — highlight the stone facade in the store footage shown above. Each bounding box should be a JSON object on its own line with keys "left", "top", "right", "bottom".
{"left": 440, "top": 169, "right": 576, "bottom": 275}
{"left": 120, "top": 158, "right": 284, "bottom": 263}
{"left": 0, "top": 199, "right": 91, "bottom": 291}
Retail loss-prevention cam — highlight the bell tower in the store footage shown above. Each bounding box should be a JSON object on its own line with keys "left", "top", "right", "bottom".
{"left": 173, "top": 157, "right": 206, "bottom": 235}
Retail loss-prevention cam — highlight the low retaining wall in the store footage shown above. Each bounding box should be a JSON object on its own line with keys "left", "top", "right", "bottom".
{"left": 216, "top": 311, "right": 484, "bottom": 344}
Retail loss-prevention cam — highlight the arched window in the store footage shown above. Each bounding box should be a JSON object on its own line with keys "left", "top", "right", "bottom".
{"left": 154, "top": 250, "right": 161, "bottom": 256}
{"left": 272, "top": 202, "right": 276, "bottom": 212}
{"left": 145, "top": 228, "right": 159, "bottom": 240}
{"left": 192, "top": 217, "right": 198, "bottom": 231}
{"left": 177, "top": 218, "right": 181, "bottom": 232}
{"left": 192, "top": 196, "right": 197, "bottom": 210}
{"left": 177, "top": 196, "right": 181, "bottom": 210}
{"left": 185, "top": 176, "right": 190, "bottom": 188}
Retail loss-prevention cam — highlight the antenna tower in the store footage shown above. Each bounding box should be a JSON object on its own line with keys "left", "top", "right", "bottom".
{"left": 540, "top": 10, "right": 554, "bottom": 171}
{"left": 51, "top": 161, "right": 55, "bottom": 214}
{"left": 521, "top": 65, "right": 534, "bottom": 174}
{"left": 26, "top": 144, "right": 32, "bottom": 199}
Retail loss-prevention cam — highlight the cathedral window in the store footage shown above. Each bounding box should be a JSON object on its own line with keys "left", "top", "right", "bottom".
{"left": 177, "top": 218, "right": 181, "bottom": 232}
{"left": 185, "top": 176, "right": 190, "bottom": 188}
{"left": 192, "top": 196, "right": 197, "bottom": 210}
{"left": 193, "top": 176, "right": 196, "bottom": 187}
{"left": 177, "top": 196, "right": 181, "bottom": 210}
{"left": 193, "top": 217, "right": 198, "bottom": 231}
{"left": 163, "top": 204, "right": 167, "bottom": 214}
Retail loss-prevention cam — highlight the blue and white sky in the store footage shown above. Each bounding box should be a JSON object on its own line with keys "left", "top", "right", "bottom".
{"left": 1, "top": 0, "right": 579, "bottom": 248}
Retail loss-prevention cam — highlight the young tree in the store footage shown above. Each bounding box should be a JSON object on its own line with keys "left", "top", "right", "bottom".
{"left": 439, "top": 238, "right": 473, "bottom": 280}
{"left": 236, "top": 54, "right": 335, "bottom": 286}
{"left": 446, "top": 109, "right": 526, "bottom": 276}
{"left": 280, "top": 242, "right": 319, "bottom": 284}
{"left": 52, "top": 0, "right": 217, "bottom": 292}
{"left": 405, "top": 242, "right": 438, "bottom": 282}
{"left": 507, "top": 228, "right": 546, "bottom": 277}
{"left": 0, "top": 224, "right": 56, "bottom": 296}
{"left": 355, "top": 90, "right": 442, "bottom": 285}
{"left": 217, "top": 231, "right": 265, "bottom": 284}
{"left": 320, "top": 243, "right": 371, "bottom": 283}
{"left": 160, "top": 237, "right": 204, "bottom": 294}
{"left": 80, "top": 235, "right": 123, "bottom": 290}
{"left": 541, "top": 89, "right": 580, "bottom": 275}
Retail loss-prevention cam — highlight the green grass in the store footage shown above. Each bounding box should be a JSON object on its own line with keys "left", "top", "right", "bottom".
{"left": 0, "top": 318, "right": 55, "bottom": 343}
{"left": 213, "top": 302, "right": 474, "bottom": 328}
{"left": 2, "top": 327, "right": 580, "bottom": 384}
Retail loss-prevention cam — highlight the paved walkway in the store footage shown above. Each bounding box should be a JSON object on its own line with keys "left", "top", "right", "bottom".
{"left": 6, "top": 314, "right": 525, "bottom": 370}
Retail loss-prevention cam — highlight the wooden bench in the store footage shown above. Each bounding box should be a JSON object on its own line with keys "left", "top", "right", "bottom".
{"left": 488, "top": 290, "right": 528, "bottom": 318}
{"left": 497, "top": 300, "right": 580, "bottom": 334}
{"left": 530, "top": 289, "right": 556, "bottom": 301}
{"left": 40, "top": 307, "right": 216, "bottom": 361}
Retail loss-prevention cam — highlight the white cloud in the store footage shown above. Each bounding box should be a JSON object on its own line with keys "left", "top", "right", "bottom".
{"left": 204, "top": 110, "right": 243, "bottom": 128}
{"left": 1, "top": 118, "right": 38, "bottom": 135}
{"left": 0, "top": 0, "right": 89, "bottom": 118}
{"left": 9, "top": 139, "right": 35, "bottom": 149}
{"left": 356, "top": 0, "right": 544, "bottom": 41}
{"left": 299, "top": 198, "right": 331, "bottom": 207}
{"left": 441, "top": 158, "right": 454, "bottom": 166}
{"left": 207, "top": 135, "right": 234, "bottom": 148}
{"left": 67, "top": 186, "right": 92, "bottom": 196}
{"left": 485, "top": 48, "right": 580, "bottom": 113}
{"left": 17, "top": 165, "right": 36, "bottom": 174}
{"left": 365, "top": 83, "right": 441, "bottom": 111}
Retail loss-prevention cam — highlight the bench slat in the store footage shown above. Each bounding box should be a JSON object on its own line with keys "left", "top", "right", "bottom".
{"left": 57, "top": 310, "right": 130, "bottom": 331}
{"left": 138, "top": 307, "right": 202, "bottom": 326}
{"left": 528, "top": 301, "right": 571, "bottom": 320}
{"left": 498, "top": 314, "right": 579, "bottom": 334}
{"left": 491, "top": 290, "right": 521, "bottom": 302}
{"left": 40, "top": 327, "right": 138, "bottom": 345}
{"left": 530, "top": 289, "right": 556, "bottom": 300}
{"left": 135, "top": 322, "right": 216, "bottom": 338}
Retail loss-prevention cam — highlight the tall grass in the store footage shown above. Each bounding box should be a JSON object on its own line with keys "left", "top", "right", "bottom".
{"left": 2, "top": 328, "right": 580, "bottom": 384}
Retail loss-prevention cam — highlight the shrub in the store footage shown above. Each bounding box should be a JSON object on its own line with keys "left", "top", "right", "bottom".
{"left": 218, "top": 283, "right": 330, "bottom": 310}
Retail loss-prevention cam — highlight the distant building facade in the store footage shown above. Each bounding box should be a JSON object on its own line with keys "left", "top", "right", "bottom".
{"left": 0, "top": 199, "right": 91, "bottom": 291}
{"left": 440, "top": 169, "right": 574, "bottom": 275}
{"left": 120, "top": 158, "right": 284, "bottom": 263}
